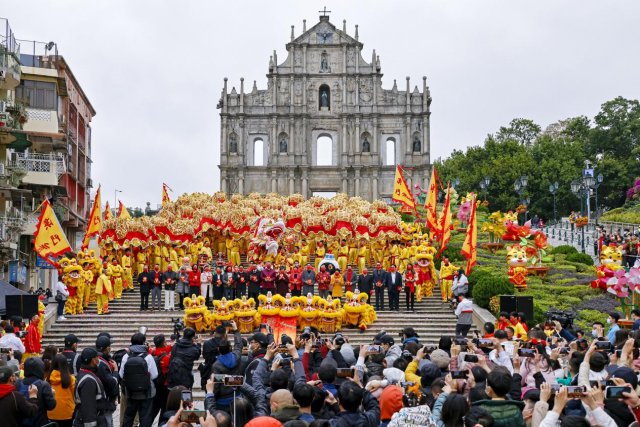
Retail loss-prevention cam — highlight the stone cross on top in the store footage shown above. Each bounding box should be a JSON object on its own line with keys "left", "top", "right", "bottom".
{"left": 318, "top": 7, "right": 331, "bottom": 17}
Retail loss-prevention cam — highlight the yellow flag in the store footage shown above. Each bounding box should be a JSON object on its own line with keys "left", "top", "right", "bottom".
{"left": 438, "top": 183, "right": 452, "bottom": 256}
{"left": 162, "top": 183, "right": 172, "bottom": 207}
{"left": 82, "top": 186, "right": 102, "bottom": 250}
{"left": 104, "top": 201, "right": 113, "bottom": 220}
{"left": 391, "top": 165, "right": 416, "bottom": 210}
{"left": 118, "top": 200, "right": 131, "bottom": 219}
{"left": 424, "top": 167, "right": 440, "bottom": 234}
{"left": 33, "top": 199, "right": 72, "bottom": 260}
{"left": 461, "top": 195, "right": 478, "bottom": 275}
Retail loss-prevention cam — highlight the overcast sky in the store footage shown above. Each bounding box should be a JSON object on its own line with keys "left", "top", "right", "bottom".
{"left": 4, "top": 1, "right": 640, "bottom": 209}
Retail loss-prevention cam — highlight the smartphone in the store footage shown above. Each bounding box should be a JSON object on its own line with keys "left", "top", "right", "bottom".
{"left": 336, "top": 368, "right": 355, "bottom": 378}
{"left": 615, "top": 349, "right": 622, "bottom": 358}
{"left": 451, "top": 370, "right": 468, "bottom": 380}
{"left": 313, "top": 340, "right": 323, "bottom": 348}
{"left": 423, "top": 345, "right": 437, "bottom": 353}
{"left": 517, "top": 348, "right": 535, "bottom": 358}
{"left": 57, "top": 347, "right": 65, "bottom": 354}
{"left": 550, "top": 384, "right": 561, "bottom": 393}
{"left": 399, "top": 381, "right": 415, "bottom": 388}
{"left": 0, "top": 347, "right": 11, "bottom": 354}
{"left": 368, "top": 345, "right": 382, "bottom": 354}
{"left": 595, "top": 341, "right": 612, "bottom": 351}
{"left": 605, "top": 386, "right": 631, "bottom": 399}
{"left": 476, "top": 338, "right": 494, "bottom": 348}
{"left": 180, "top": 410, "right": 207, "bottom": 423}
{"left": 567, "top": 386, "right": 586, "bottom": 398}
{"left": 559, "top": 347, "right": 570, "bottom": 355}
{"left": 454, "top": 338, "right": 468, "bottom": 345}
{"left": 223, "top": 375, "right": 244, "bottom": 386}
{"left": 464, "top": 354, "right": 479, "bottom": 363}
{"left": 17, "top": 331, "right": 27, "bottom": 338}
{"left": 181, "top": 390, "right": 192, "bottom": 403}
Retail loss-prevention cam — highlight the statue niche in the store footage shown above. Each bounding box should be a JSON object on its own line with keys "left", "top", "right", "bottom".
{"left": 278, "top": 133, "right": 288, "bottom": 153}
{"left": 412, "top": 133, "right": 421, "bottom": 153}
{"left": 228, "top": 132, "right": 238, "bottom": 153}
{"left": 319, "top": 84, "right": 330, "bottom": 110}
{"left": 361, "top": 133, "right": 371, "bottom": 153}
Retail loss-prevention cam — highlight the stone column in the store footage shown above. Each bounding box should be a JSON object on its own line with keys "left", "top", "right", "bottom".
{"left": 289, "top": 75, "right": 294, "bottom": 113}
{"left": 221, "top": 173, "right": 228, "bottom": 194}
{"left": 240, "top": 78, "right": 244, "bottom": 114}
{"left": 355, "top": 168, "right": 361, "bottom": 197}
{"left": 288, "top": 170, "right": 295, "bottom": 195}
{"left": 289, "top": 117, "right": 295, "bottom": 156}
{"left": 342, "top": 172, "right": 348, "bottom": 194}
{"left": 353, "top": 117, "right": 360, "bottom": 156}
{"left": 342, "top": 45, "right": 347, "bottom": 73}
{"left": 302, "top": 169, "right": 308, "bottom": 198}
{"left": 355, "top": 76, "right": 360, "bottom": 109}
{"left": 342, "top": 118, "right": 348, "bottom": 157}
{"left": 372, "top": 175, "right": 378, "bottom": 200}
{"left": 372, "top": 118, "right": 378, "bottom": 154}
{"left": 271, "top": 170, "right": 277, "bottom": 193}
{"left": 221, "top": 117, "right": 228, "bottom": 156}
{"left": 238, "top": 169, "right": 244, "bottom": 195}
{"left": 302, "top": 117, "right": 308, "bottom": 159}
{"left": 372, "top": 75, "right": 378, "bottom": 114}
{"left": 271, "top": 117, "right": 277, "bottom": 165}
{"left": 302, "top": 45, "right": 307, "bottom": 74}
{"left": 238, "top": 118, "right": 245, "bottom": 156}
{"left": 405, "top": 116, "right": 411, "bottom": 158}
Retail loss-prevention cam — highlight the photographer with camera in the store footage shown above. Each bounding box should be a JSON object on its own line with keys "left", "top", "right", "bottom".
{"left": 168, "top": 327, "right": 201, "bottom": 389}
{"left": 119, "top": 332, "right": 158, "bottom": 427}
{"left": 245, "top": 331, "right": 272, "bottom": 386}
{"left": 300, "top": 327, "right": 324, "bottom": 380}
{"left": 209, "top": 320, "right": 244, "bottom": 412}
{"left": 0, "top": 324, "right": 25, "bottom": 353}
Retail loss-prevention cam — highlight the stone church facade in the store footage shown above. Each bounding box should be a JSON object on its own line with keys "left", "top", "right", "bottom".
{"left": 218, "top": 15, "right": 432, "bottom": 201}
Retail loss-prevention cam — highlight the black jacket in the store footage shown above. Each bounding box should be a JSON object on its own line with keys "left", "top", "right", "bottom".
{"left": 248, "top": 271, "right": 261, "bottom": 293}
{"left": 137, "top": 271, "right": 151, "bottom": 293}
{"left": 163, "top": 270, "right": 179, "bottom": 291}
{"left": 357, "top": 274, "right": 374, "bottom": 294}
{"left": 74, "top": 368, "right": 108, "bottom": 427}
{"left": 212, "top": 331, "right": 243, "bottom": 400}
{"left": 23, "top": 358, "right": 56, "bottom": 427}
{"left": 96, "top": 353, "right": 120, "bottom": 407}
{"left": 372, "top": 269, "right": 387, "bottom": 288}
{"left": 0, "top": 389, "right": 39, "bottom": 427}
{"left": 384, "top": 272, "right": 403, "bottom": 292}
{"left": 328, "top": 390, "right": 380, "bottom": 427}
{"left": 61, "top": 349, "right": 82, "bottom": 375}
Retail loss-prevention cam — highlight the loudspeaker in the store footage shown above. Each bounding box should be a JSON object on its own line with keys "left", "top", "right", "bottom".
{"left": 499, "top": 295, "right": 534, "bottom": 323}
{"left": 5, "top": 295, "right": 38, "bottom": 320}
{"left": 499, "top": 295, "right": 517, "bottom": 314}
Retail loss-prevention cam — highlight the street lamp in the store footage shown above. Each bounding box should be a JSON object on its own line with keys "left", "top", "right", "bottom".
{"left": 593, "top": 173, "right": 604, "bottom": 225}
{"left": 570, "top": 180, "right": 589, "bottom": 253}
{"left": 479, "top": 176, "right": 490, "bottom": 200}
{"left": 115, "top": 189, "right": 122, "bottom": 212}
{"left": 548, "top": 181, "right": 559, "bottom": 223}
{"left": 514, "top": 175, "right": 528, "bottom": 223}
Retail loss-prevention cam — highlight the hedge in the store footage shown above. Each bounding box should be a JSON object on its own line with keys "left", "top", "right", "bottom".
{"left": 565, "top": 252, "right": 595, "bottom": 266}
{"left": 472, "top": 275, "right": 514, "bottom": 309}
{"left": 552, "top": 245, "right": 579, "bottom": 255}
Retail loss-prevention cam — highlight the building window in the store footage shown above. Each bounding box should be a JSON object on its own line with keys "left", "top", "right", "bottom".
{"left": 253, "top": 138, "right": 264, "bottom": 166}
{"left": 316, "top": 134, "right": 333, "bottom": 166}
{"left": 16, "top": 80, "right": 56, "bottom": 110}
{"left": 318, "top": 84, "right": 330, "bottom": 110}
{"left": 385, "top": 137, "right": 396, "bottom": 165}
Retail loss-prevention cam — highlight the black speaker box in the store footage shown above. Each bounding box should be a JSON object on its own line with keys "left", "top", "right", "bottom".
{"left": 5, "top": 295, "right": 38, "bottom": 320}
{"left": 499, "top": 295, "right": 534, "bottom": 323}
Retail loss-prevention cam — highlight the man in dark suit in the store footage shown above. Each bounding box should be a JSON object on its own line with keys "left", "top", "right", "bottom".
{"left": 372, "top": 263, "right": 387, "bottom": 311}
{"left": 384, "top": 264, "right": 402, "bottom": 311}
{"left": 356, "top": 268, "right": 374, "bottom": 296}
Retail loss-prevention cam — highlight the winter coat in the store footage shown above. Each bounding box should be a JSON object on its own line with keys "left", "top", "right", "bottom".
{"left": 163, "top": 270, "right": 179, "bottom": 291}
{"left": 328, "top": 389, "right": 380, "bottom": 427}
{"left": 23, "top": 357, "right": 57, "bottom": 427}
{"left": 472, "top": 399, "right": 525, "bottom": 427}
{"left": 46, "top": 370, "right": 76, "bottom": 420}
{"left": 212, "top": 331, "right": 242, "bottom": 402}
{"left": 0, "top": 384, "right": 39, "bottom": 427}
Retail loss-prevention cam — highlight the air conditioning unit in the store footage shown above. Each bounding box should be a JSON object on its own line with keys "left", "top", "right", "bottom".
{"left": 86, "top": 178, "right": 93, "bottom": 188}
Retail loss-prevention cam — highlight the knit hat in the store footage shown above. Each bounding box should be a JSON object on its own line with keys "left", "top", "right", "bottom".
{"left": 383, "top": 367, "right": 405, "bottom": 384}
{"left": 0, "top": 366, "right": 14, "bottom": 382}
{"left": 245, "top": 416, "right": 283, "bottom": 427}
{"left": 380, "top": 385, "right": 404, "bottom": 420}
{"left": 429, "top": 349, "right": 451, "bottom": 369}
{"left": 340, "top": 343, "right": 356, "bottom": 366}
{"left": 24, "top": 357, "right": 45, "bottom": 380}
{"left": 249, "top": 332, "right": 269, "bottom": 347}
{"left": 419, "top": 361, "right": 441, "bottom": 387}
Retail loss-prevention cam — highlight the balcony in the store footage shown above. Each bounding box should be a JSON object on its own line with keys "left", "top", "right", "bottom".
{"left": 0, "top": 18, "right": 21, "bottom": 91}
{"left": 10, "top": 152, "right": 65, "bottom": 186}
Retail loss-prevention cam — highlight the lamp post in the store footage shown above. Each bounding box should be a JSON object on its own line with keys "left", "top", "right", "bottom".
{"left": 570, "top": 180, "right": 588, "bottom": 253}
{"left": 549, "top": 181, "right": 559, "bottom": 223}
{"left": 479, "top": 176, "right": 490, "bottom": 201}
{"left": 114, "top": 189, "right": 122, "bottom": 213}
{"left": 514, "top": 175, "right": 528, "bottom": 224}
{"left": 594, "top": 173, "right": 603, "bottom": 225}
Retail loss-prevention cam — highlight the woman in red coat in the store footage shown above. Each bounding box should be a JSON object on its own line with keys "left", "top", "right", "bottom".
{"left": 188, "top": 264, "right": 201, "bottom": 297}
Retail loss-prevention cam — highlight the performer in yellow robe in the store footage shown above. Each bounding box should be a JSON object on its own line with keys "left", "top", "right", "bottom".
{"left": 152, "top": 245, "right": 162, "bottom": 268}
{"left": 337, "top": 240, "right": 349, "bottom": 272}
{"left": 348, "top": 239, "right": 358, "bottom": 266}
{"left": 82, "top": 261, "right": 94, "bottom": 309}
{"left": 189, "top": 240, "right": 201, "bottom": 265}
{"left": 331, "top": 271, "right": 345, "bottom": 298}
{"left": 226, "top": 237, "right": 241, "bottom": 266}
{"left": 398, "top": 243, "right": 410, "bottom": 274}
{"left": 95, "top": 269, "right": 113, "bottom": 315}
{"left": 161, "top": 244, "right": 170, "bottom": 271}
{"left": 135, "top": 248, "right": 147, "bottom": 276}
{"left": 315, "top": 241, "right": 326, "bottom": 270}
{"left": 439, "top": 256, "right": 459, "bottom": 302}
{"left": 121, "top": 249, "right": 134, "bottom": 291}
{"left": 299, "top": 240, "right": 310, "bottom": 267}
{"left": 110, "top": 259, "right": 125, "bottom": 299}
{"left": 357, "top": 243, "right": 368, "bottom": 273}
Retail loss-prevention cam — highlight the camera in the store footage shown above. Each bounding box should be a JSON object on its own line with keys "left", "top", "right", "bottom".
{"left": 171, "top": 317, "right": 184, "bottom": 338}
{"left": 211, "top": 374, "right": 244, "bottom": 386}
{"left": 464, "top": 354, "right": 479, "bottom": 363}
{"left": 301, "top": 327, "right": 313, "bottom": 340}
{"left": 451, "top": 370, "right": 468, "bottom": 379}
{"left": 180, "top": 410, "right": 206, "bottom": 423}
{"left": 0, "top": 347, "right": 11, "bottom": 354}
{"left": 181, "top": 390, "right": 192, "bottom": 403}
{"left": 423, "top": 345, "right": 437, "bottom": 353}
{"left": 399, "top": 381, "right": 415, "bottom": 388}
{"left": 473, "top": 338, "right": 494, "bottom": 348}
{"left": 17, "top": 331, "right": 27, "bottom": 339}
{"left": 595, "top": 341, "right": 612, "bottom": 351}
{"left": 367, "top": 345, "right": 382, "bottom": 354}
{"left": 334, "top": 333, "right": 345, "bottom": 347}
{"left": 544, "top": 309, "right": 576, "bottom": 329}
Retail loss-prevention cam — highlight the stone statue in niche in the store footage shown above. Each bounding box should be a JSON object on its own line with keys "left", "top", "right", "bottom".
{"left": 362, "top": 136, "right": 370, "bottom": 153}
{"left": 320, "top": 51, "right": 330, "bottom": 73}
{"left": 279, "top": 136, "right": 288, "bottom": 153}
{"left": 229, "top": 133, "right": 238, "bottom": 153}
{"left": 320, "top": 89, "right": 329, "bottom": 108}
{"left": 412, "top": 135, "right": 421, "bottom": 152}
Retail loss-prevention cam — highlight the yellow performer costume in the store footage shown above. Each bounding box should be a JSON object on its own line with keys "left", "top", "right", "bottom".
{"left": 439, "top": 259, "right": 459, "bottom": 302}
{"left": 169, "top": 246, "right": 179, "bottom": 271}
{"left": 95, "top": 269, "right": 113, "bottom": 315}
{"left": 415, "top": 246, "right": 437, "bottom": 301}
{"left": 81, "top": 259, "right": 94, "bottom": 309}
{"left": 337, "top": 242, "right": 349, "bottom": 272}
{"left": 135, "top": 249, "right": 147, "bottom": 276}
{"left": 296, "top": 294, "right": 320, "bottom": 331}
{"left": 152, "top": 245, "right": 162, "bottom": 268}
{"left": 299, "top": 240, "right": 310, "bottom": 267}
{"left": 348, "top": 240, "right": 358, "bottom": 266}
{"left": 64, "top": 265, "right": 84, "bottom": 315}
{"left": 399, "top": 244, "right": 410, "bottom": 274}
{"left": 373, "top": 239, "right": 385, "bottom": 265}
{"left": 507, "top": 245, "right": 529, "bottom": 291}
{"left": 232, "top": 296, "right": 260, "bottom": 333}
{"left": 343, "top": 291, "right": 377, "bottom": 330}
{"left": 331, "top": 272, "right": 345, "bottom": 298}
{"left": 110, "top": 261, "right": 125, "bottom": 299}
{"left": 357, "top": 243, "right": 368, "bottom": 273}
{"left": 226, "top": 237, "right": 241, "bottom": 267}
{"left": 314, "top": 242, "right": 326, "bottom": 270}
{"left": 183, "top": 295, "right": 213, "bottom": 332}
{"left": 212, "top": 298, "right": 235, "bottom": 328}
{"left": 317, "top": 296, "right": 343, "bottom": 333}
{"left": 121, "top": 252, "right": 134, "bottom": 290}
{"left": 161, "top": 245, "right": 170, "bottom": 271}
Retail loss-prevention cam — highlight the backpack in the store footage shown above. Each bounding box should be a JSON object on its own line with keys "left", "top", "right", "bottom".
{"left": 152, "top": 350, "right": 171, "bottom": 387}
{"left": 123, "top": 352, "right": 150, "bottom": 400}
{"left": 167, "top": 355, "right": 193, "bottom": 388}
{"left": 112, "top": 348, "right": 129, "bottom": 370}
{"left": 18, "top": 379, "right": 43, "bottom": 427}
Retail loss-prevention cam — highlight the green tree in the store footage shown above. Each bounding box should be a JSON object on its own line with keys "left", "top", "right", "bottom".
{"left": 495, "top": 118, "right": 542, "bottom": 147}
